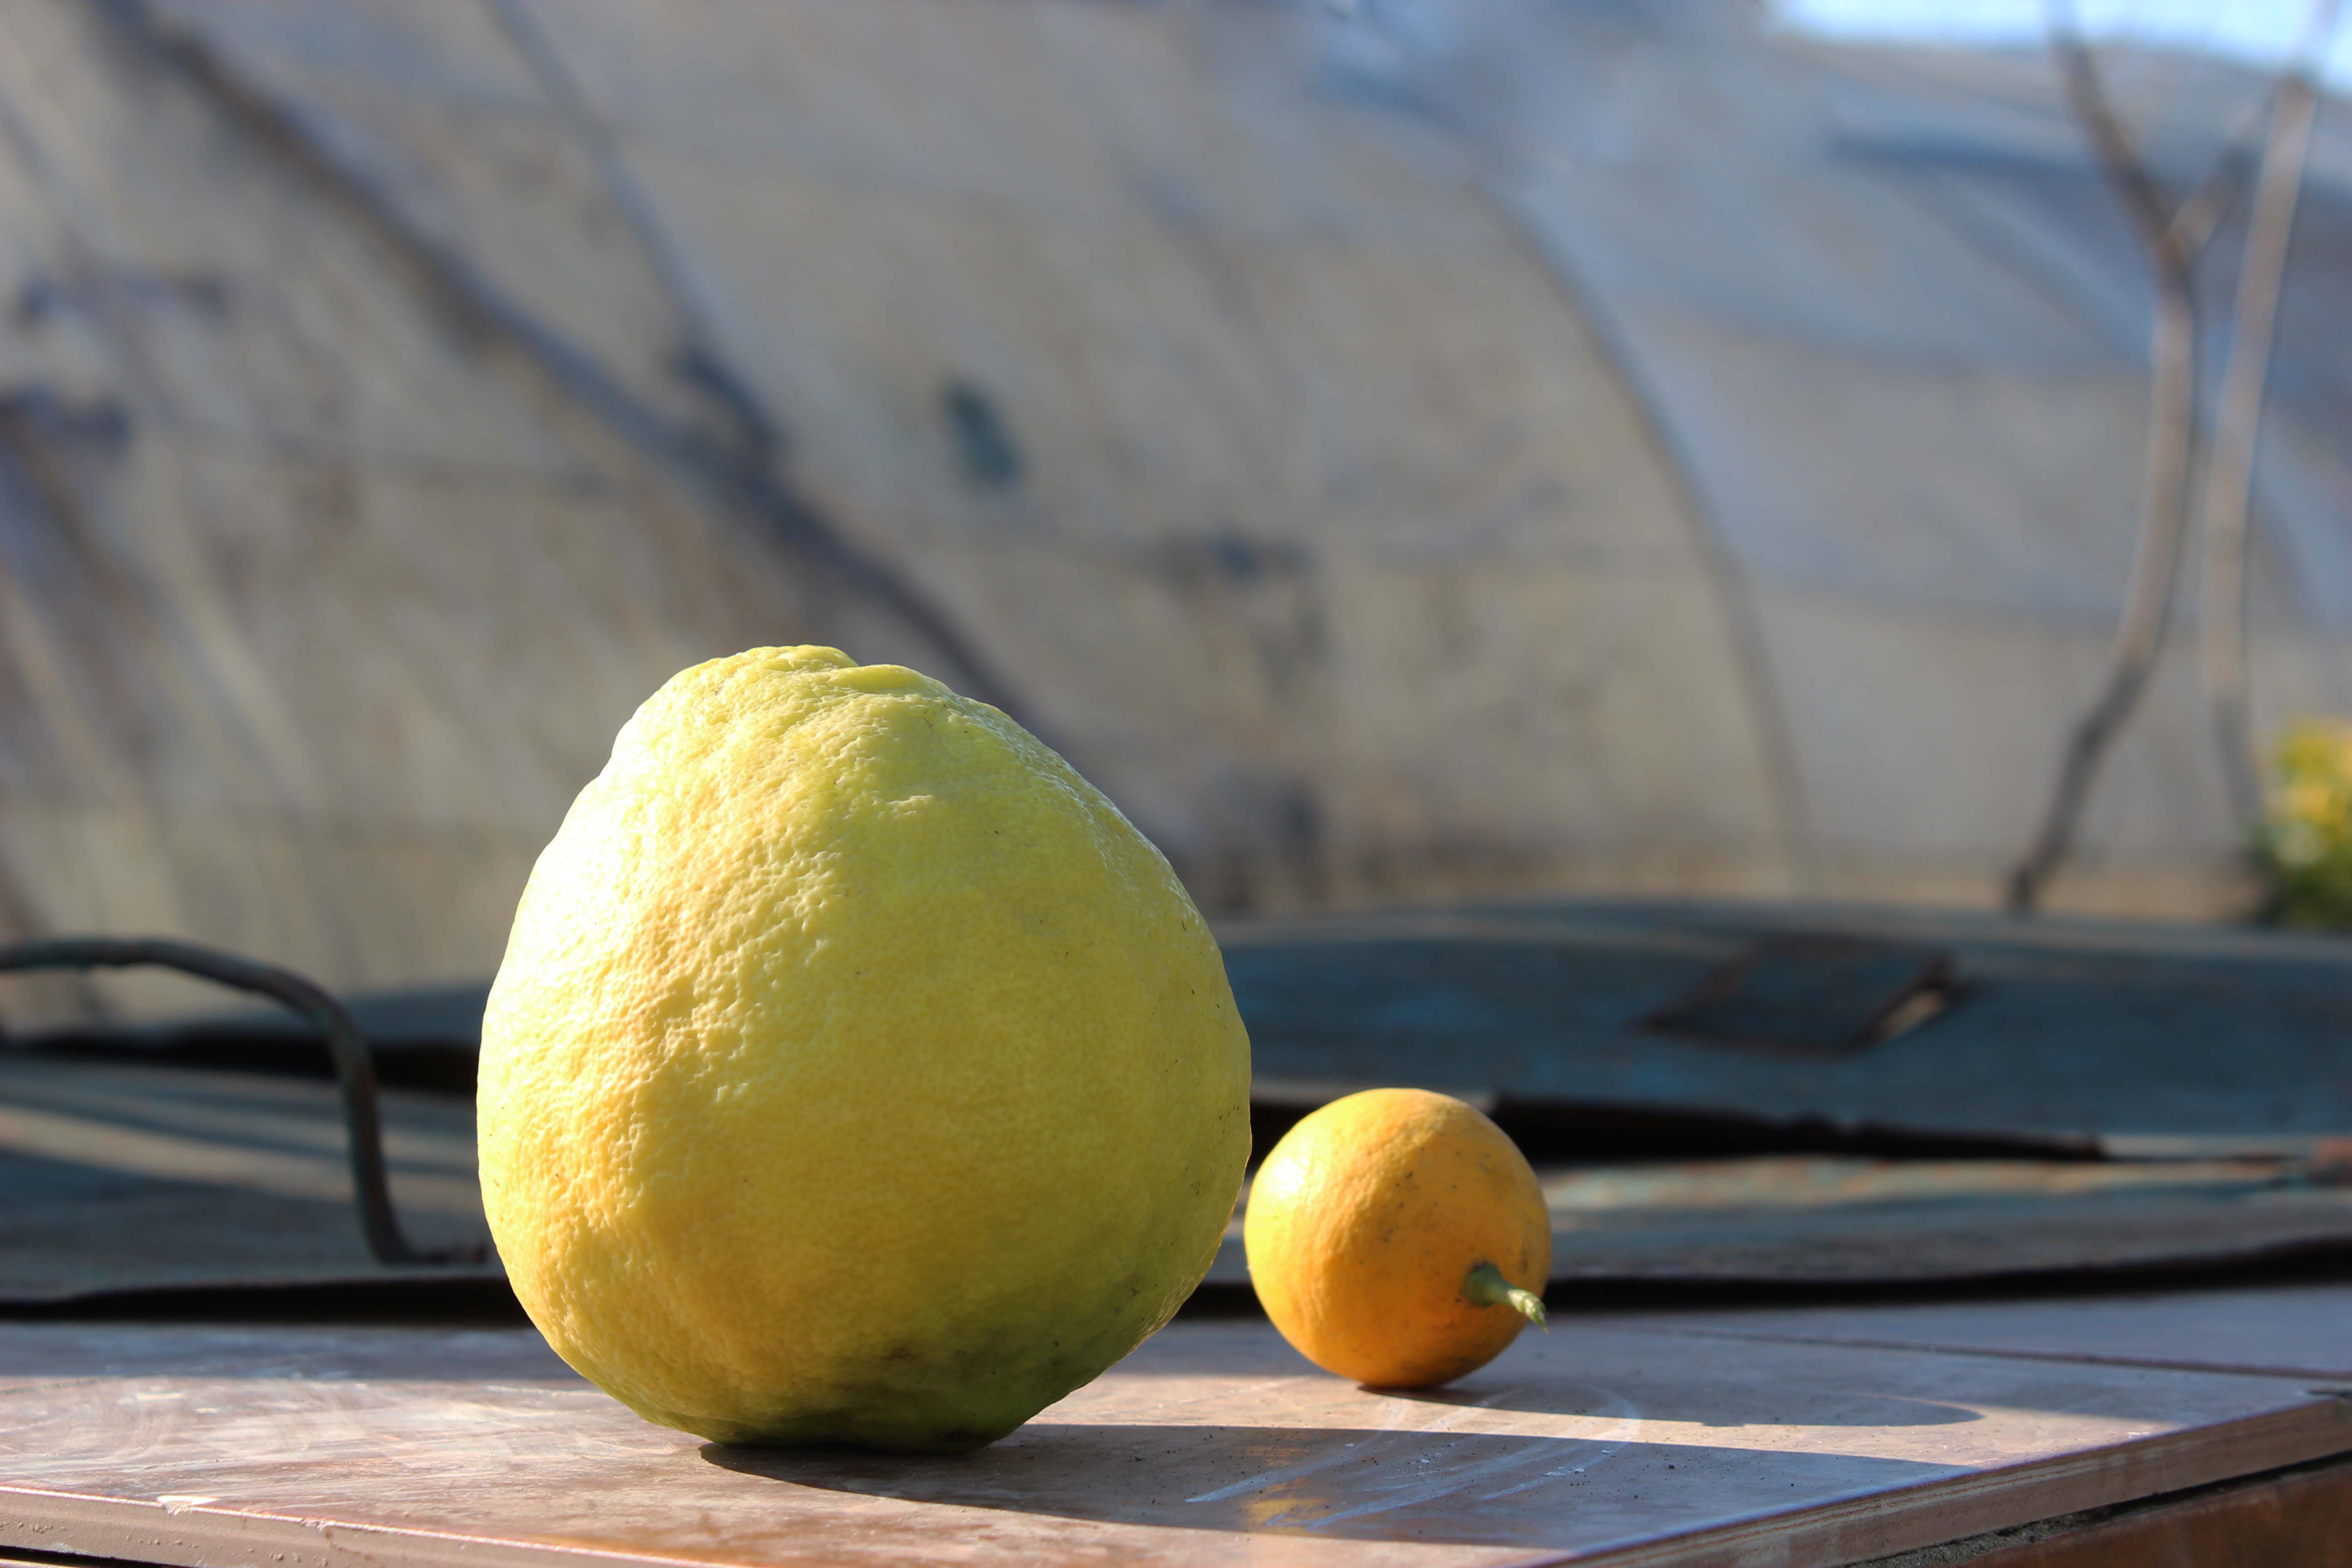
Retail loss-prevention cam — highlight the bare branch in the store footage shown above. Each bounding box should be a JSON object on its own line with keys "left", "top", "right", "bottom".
{"left": 2047, "top": 6, "right": 2190, "bottom": 274}
{"left": 2200, "top": 0, "right": 2343, "bottom": 833}
{"left": 2014, "top": 0, "right": 2343, "bottom": 910}
{"left": 2008, "top": 284, "right": 2200, "bottom": 912}
{"left": 2010, "top": 3, "right": 2208, "bottom": 912}
{"left": 2167, "top": 135, "right": 2258, "bottom": 255}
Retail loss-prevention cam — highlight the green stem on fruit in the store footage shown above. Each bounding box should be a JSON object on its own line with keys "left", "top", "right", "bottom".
{"left": 1462, "top": 1262, "right": 1548, "bottom": 1331}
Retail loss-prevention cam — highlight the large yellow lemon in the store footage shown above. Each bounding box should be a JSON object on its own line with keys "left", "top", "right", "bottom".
{"left": 478, "top": 647, "right": 1250, "bottom": 1452}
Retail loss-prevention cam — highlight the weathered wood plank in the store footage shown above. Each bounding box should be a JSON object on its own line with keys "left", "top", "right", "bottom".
{"left": 0, "top": 1312, "right": 2348, "bottom": 1568}
{"left": 1580, "top": 1284, "right": 2352, "bottom": 1383}
{"left": 1858, "top": 1453, "right": 2352, "bottom": 1567}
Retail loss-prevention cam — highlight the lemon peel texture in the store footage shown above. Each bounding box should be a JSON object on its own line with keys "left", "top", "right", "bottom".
{"left": 478, "top": 647, "right": 1251, "bottom": 1452}
{"left": 1245, "top": 1088, "right": 1550, "bottom": 1389}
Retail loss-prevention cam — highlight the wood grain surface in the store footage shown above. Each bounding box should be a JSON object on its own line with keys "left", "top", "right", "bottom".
{"left": 1949, "top": 1454, "right": 2352, "bottom": 1566}
{"left": 1582, "top": 1284, "right": 2352, "bottom": 1383}
{"left": 0, "top": 1306, "right": 2347, "bottom": 1568}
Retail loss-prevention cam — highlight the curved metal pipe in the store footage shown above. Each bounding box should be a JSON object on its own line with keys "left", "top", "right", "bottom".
{"left": 0, "top": 936, "right": 459, "bottom": 1266}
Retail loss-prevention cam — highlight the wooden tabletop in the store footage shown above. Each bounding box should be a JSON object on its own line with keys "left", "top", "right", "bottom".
{"left": 1582, "top": 1280, "right": 2352, "bottom": 1384}
{"left": 2, "top": 1288, "right": 2348, "bottom": 1568}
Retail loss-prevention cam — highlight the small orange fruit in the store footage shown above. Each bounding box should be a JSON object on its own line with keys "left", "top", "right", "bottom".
{"left": 1243, "top": 1088, "right": 1551, "bottom": 1388}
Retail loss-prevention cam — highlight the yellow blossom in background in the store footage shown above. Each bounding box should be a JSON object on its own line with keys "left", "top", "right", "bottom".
{"left": 2256, "top": 717, "right": 2352, "bottom": 928}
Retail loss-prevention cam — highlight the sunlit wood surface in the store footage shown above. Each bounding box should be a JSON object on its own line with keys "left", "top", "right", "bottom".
{"left": 2, "top": 1292, "right": 2348, "bottom": 1568}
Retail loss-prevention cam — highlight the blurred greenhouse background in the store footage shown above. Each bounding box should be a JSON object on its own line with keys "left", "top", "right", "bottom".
{"left": 0, "top": 0, "right": 2347, "bottom": 1025}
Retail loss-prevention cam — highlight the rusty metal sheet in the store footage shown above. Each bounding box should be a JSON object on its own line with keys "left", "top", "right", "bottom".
{"left": 1638, "top": 935, "right": 1953, "bottom": 1057}
{"left": 1528, "top": 1156, "right": 2352, "bottom": 1286}
{"left": 1, "top": 1313, "right": 2350, "bottom": 1568}
{"left": 1198, "top": 1152, "right": 2352, "bottom": 1292}
{"left": 0, "top": 1056, "right": 495, "bottom": 1304}
{"left": 51, "top": 898, "right": 2352, "bottom": 1158}
{"left": 13, "top": 1050, "right": 2352, "bottom": 1307}
{"left": 1219, "top": 902, "right": 2352, "bottom": 1144}
{"left": 14, "top": 898, "right": 2352, "bottom": 1305}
